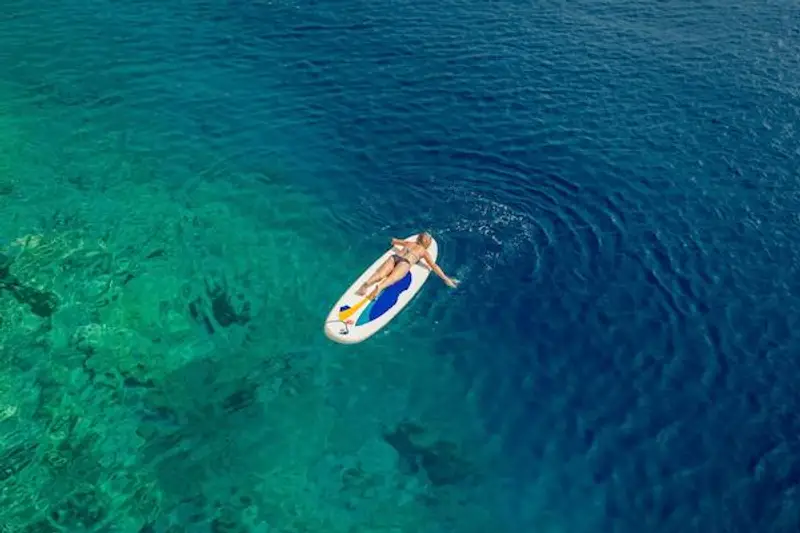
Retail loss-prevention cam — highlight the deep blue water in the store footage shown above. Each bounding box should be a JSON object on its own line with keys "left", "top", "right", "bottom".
{"left": 2, "top": 0, "right": 800, "bottom": 532}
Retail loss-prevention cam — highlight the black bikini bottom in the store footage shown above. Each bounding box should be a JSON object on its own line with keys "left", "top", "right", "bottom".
{"left": 392, "top": 254, "right": 411, "bottom": 265}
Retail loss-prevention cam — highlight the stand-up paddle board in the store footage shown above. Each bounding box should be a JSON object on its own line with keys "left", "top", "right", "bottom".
{"left": 324, "top": 234, "right": 438, "bottom": 344}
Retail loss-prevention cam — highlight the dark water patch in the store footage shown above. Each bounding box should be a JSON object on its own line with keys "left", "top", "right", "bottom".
{"left": 188, "top": 277, "right": 251, "bottom": 334}
{"left": 0, "top": 441, "right": 38, "bottom": 483}
{"left": 0, "top": 254, "right": 59, "bottom": 317}
{"left": 382, "top": 421, "right": 474, "bottom": 487}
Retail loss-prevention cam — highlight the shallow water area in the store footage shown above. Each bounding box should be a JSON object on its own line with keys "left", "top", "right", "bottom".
{"left": 0, "top": 7, "right": 490, "bottom": 533}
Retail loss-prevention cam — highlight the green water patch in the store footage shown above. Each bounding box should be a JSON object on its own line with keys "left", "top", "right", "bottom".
{"left": 0, "top": 82, "right": 496, "bottom": 533}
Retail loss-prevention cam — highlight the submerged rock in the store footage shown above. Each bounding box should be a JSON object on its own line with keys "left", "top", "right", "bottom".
{"left": 0, "top": 252, "right": 11, "bottom": 279}
{"left": 0, "top": 440, "right": 39, "bottom": 483}
{"left": 382, "top": 421, "right": 473, "bottom": 487}
{"left": 0, "top": 179, "right": 13, "bottom": 196}
{"left": 188, "top": 278, "right": 251, "bottom": 334}
{"left": 8, "top": 283, "right": 59, "bottom": 317}
{"left": 0, "top": 252, "right": 59, "bottom": 317}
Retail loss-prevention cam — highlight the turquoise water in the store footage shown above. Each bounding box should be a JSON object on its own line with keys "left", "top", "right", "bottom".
{"left": 1, "top": 2, "right": 494, "bottom": 532}
{"left": 2, "top": 0, "right": 800, "bottom": 532}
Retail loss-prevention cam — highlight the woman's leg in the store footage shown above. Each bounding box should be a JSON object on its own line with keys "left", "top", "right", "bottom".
{"left": 368, "top": 261, "right": 411, "bottom": 299}
{"left": 355, "top": 257, "right": 396, "bottom": 295}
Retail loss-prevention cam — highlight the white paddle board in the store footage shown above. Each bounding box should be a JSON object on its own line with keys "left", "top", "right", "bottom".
{"left": 324, "top": 234, "right": 439, "bottom": 344}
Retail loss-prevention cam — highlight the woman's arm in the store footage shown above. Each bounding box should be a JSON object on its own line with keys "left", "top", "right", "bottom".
{"left": 422, "top": 251, "right": 458, "bottom": 287}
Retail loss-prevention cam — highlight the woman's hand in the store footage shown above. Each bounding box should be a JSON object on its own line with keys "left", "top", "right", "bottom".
{"left": 445, "top": 277, "right": 459, "bottom": 288}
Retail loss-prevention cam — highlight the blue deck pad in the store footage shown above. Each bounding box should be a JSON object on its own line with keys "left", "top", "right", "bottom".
{"left": 356, "top": 272, "right": 413, "bottom": 326}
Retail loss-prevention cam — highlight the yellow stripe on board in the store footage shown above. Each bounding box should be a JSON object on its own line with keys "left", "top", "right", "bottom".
{"left": 338, "top": 293, "right": 372, "bottom": 322}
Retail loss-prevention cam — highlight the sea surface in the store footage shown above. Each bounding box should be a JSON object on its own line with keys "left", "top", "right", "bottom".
{"left": 1, "top": 0, "right": 799, "bottom": 532}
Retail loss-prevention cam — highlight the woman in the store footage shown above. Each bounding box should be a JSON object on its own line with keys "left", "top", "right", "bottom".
{"left": 355, "top": 232, "right": 459, "bottom": 299}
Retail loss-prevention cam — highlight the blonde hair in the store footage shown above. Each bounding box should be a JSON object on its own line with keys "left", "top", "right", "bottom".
{"left": 416, "top": 231, "right": 432, "bottom": 246}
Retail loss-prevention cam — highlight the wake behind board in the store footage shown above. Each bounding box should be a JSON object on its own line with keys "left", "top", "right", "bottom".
{"left": 324, "top": 234, "right": 438, "bottom": 344}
